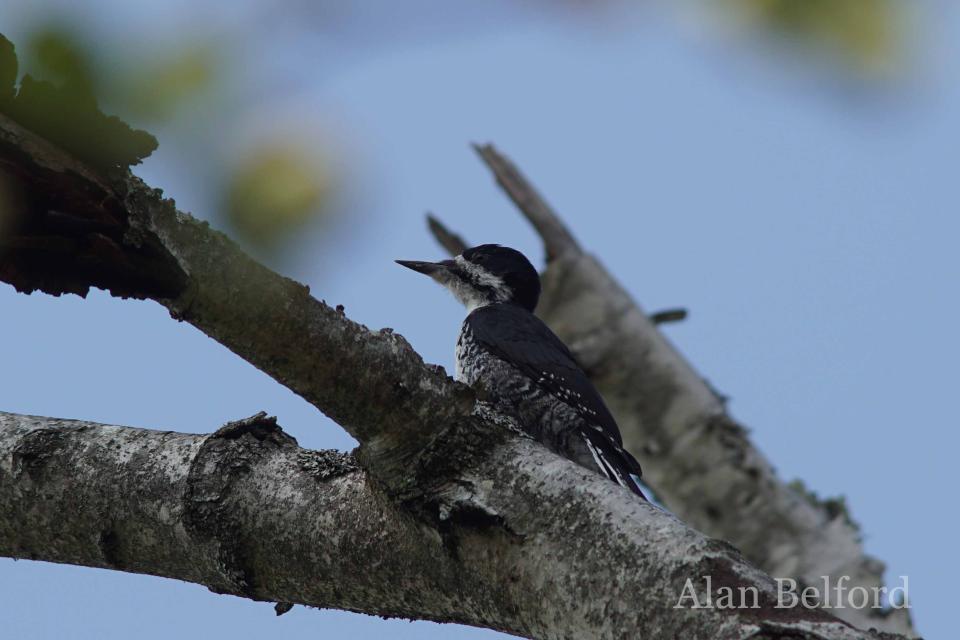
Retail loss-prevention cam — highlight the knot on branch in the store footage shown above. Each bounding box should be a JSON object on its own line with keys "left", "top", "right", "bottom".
{"left": 183, "top": 412, "right": 298, "bottom": 599}
{"left": 9, "top": 426, "right": 70, "bottom": 477}
{"left": 358, "top": 405, "right": 513, "bottom": 504}
{"left": 210, "top": 411, "right": 297, "bottom": 447}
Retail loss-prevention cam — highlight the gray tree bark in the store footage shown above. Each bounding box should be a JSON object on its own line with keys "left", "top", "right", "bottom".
{"left": 0, "top": 411, "right": 901, "bottom": 640}
{"left": 428, "top": 144, "right": 915, "bottom": 637}
{"left": 0, "top": 114, "right": 914, "bottom": 639}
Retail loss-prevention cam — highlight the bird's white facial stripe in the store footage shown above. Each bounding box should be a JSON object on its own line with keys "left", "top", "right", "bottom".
{"left": 427, "top": 266, "right": 484, "bottom": 311}
{"left": 429, "top": 255, "right": 512, "bottom": 311}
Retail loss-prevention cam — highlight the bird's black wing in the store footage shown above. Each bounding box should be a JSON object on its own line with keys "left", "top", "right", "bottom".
{"left": 467, "top": 303, "right": 646, "bottom": 499}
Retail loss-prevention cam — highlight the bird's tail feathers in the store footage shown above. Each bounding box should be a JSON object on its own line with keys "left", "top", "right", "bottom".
{"left": 580, "top": 430, "right": 647, "bottom": 500}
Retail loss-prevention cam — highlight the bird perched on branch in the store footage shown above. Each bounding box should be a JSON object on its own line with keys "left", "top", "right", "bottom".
{"left": 397, "top": 244, "right": 646, "bottom": 499}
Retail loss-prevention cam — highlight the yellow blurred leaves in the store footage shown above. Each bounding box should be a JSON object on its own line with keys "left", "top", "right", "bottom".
{"left": 223, "top": 143, "right": 333, "bottom": 249}
{"left": 724, "top": 0, "right": 905, "bottom": 74}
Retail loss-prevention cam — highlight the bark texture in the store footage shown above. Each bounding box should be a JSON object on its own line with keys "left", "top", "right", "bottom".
{"left": 0, "top": 411, "right": 901, "bottom": 640}
{"left": 0, "top": 111, "right": 473, "bottom": 496}
{"left": 0, "top": 114, "right": 914, "bottom": 638}
{"left": 425, "top": 144, "right": 914, "bottom": 636}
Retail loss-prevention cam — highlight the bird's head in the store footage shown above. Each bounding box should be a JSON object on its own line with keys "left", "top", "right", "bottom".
{"left": 396, "top": 244, "right": 540, "bottom": 312}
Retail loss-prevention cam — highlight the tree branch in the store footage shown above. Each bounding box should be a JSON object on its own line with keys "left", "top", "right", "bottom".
{"left": 0, "top": 111, "right": 477, "bottom": 495}
{"left": 0, "top": 411, "right": 900, "bottom": 640}
{"left": 0, "top": 117, "right": 912, "bottom": 638}
{"left": 427, "top": 212, "right": 468, "bottom": 255}
{"left": 649, "top": 307, "right": 689, "bottom": 325}
{"left": 439, "top": 143, "right": 914, "bottom": 637}
{"left": 0, "top": 411, "right": 504, "bottom": 629}
{"left": 472, "top": 143, "right": 579, "bottom": 262}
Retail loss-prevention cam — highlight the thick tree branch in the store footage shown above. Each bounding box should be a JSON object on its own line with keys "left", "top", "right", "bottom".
{"left": 0, "top": 112, "right": 476, "bottom": 495}
{"left": 0, "top": 117, "right": 912, "bottom": 638}
{"left": 426, "top": 144, "right": 913, "bottom": 636}
{"left": 0, "top": 411, "right": 900, "bottom": 640}
{"left": 0, "top": 411, "right": 501, "bottom": 628}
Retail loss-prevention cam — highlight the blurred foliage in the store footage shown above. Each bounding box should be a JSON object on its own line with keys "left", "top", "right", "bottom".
{"left": 0, "top": 32, "right": 157, "bottom": 171}
{"left": 21, "top": 24, "right": 218, "bottom": 123}
{"left": 720, "top": 0, "right": 904, "bottom": 74}
{"left": 2, "top": 0, "right": 914, "bottom": 258}
{"left": 4, "top": 19, "right": 336, "bottom": 253}
{"left": 30, "top": 27, "right": 97, "bottom": 93}
{"left": 223, "top": 142, "right": 333, "bottom": 250}
{"left": 122, "top": 47, "right": 216, "bottom": 122}
{"left": 533, "top": 0, "right": 907, "bottom": 76}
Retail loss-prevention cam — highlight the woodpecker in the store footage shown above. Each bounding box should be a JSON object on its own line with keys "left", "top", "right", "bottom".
{"left": 397, "top": 244, "right": 646, "bottom": 499}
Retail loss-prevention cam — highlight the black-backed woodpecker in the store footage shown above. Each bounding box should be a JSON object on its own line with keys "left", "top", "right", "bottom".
{"left": 397, "top": 244, "right": 646, "bottom": 499}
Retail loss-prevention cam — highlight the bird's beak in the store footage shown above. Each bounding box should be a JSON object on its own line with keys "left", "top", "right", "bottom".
{"left": 395, "top": 259, "right": 454, "bottom": 276}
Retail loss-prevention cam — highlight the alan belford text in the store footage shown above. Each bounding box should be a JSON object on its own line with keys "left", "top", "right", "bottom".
{"left": 674, "top": 575, "right": 910, "bottom": 610}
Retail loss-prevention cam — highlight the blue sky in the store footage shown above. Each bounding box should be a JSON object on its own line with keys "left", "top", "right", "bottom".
{"left": 1, "top": 2, "right": 957, "bottom": 638}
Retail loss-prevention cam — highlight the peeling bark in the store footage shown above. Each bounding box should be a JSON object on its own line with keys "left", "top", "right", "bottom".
{"left": 0, "top": 411, "right": 903, "bottom": 640}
